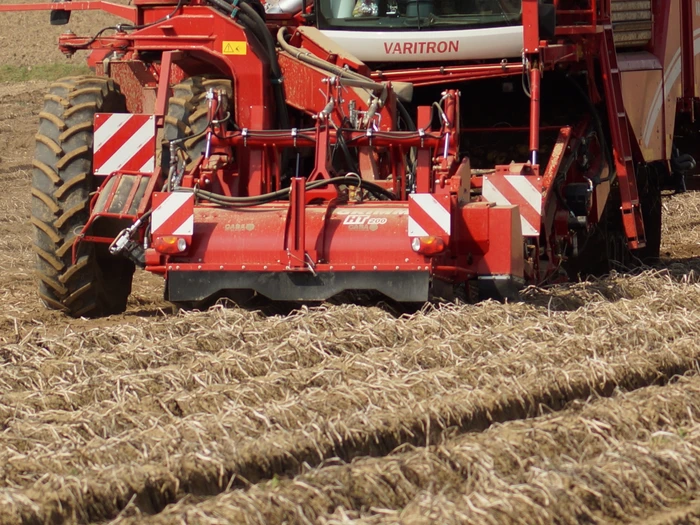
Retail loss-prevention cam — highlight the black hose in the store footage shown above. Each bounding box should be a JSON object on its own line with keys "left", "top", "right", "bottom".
{"left": 397, "top": 100, "right": 416, "bottom": 131}
{"left": 208, "top": 0, "right": 236, "bottom": 14}
{"left": 239, "top": 3, "right": 276, "bottom": 68}
{"left": 207, "top": 0, "right": 290, "bottom": 129}
{"left": 672, "top": 152, "right": 697, "bottom": 173}
{"left": 335, "top": 126, "right": 359, "bottom": 173}
{"left": 238, "top": 2, "right": 290, "bottom": 129}
{"left": 396, "top": 99, "right": 417, "bottom": 187}
{"left": 566, "top": 73, "right": 614, "bottom": 183}
{"left": 191, "top": 176, "right": 396, "bottom": 206}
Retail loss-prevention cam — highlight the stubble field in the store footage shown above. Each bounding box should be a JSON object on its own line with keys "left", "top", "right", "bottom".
{"left": 4, "top": 4, "right": 700, "bottom": 525}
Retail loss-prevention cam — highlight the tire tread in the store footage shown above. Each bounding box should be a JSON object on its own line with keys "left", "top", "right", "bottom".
{"left": 31, "top": 75, "right": 135, "bottom": 317}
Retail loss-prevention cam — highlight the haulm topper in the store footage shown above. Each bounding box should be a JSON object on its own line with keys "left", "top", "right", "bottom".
{"left": 1, "top": 0, "right": 698, "bottom": 316}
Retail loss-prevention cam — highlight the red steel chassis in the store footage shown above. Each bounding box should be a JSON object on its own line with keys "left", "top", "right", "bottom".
{"left": 2, "top": 0, "right": 698, "bottom": 305}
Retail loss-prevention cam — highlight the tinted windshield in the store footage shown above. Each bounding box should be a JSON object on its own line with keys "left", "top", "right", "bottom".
{"left": 318, "top": 0, "right": 521, "bottom": 30}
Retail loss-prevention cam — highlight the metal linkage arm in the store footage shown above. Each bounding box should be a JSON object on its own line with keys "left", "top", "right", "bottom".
{"left": 0, "top": 1, "right": 138, "bottom": 23}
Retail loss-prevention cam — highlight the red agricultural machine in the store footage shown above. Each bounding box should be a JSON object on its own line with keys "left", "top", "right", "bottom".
{"left": 1, "top": 0, "right": 698, "bottom": 316}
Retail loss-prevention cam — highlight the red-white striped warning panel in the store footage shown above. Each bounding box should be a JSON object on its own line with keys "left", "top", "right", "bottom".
{"left": 482, "top": 175, "right": 543, "bottom": 236}
{"left": 93, "top": 114, "right": 156, "bottom": 176}
{"left": 408, "top": 193, "right": 451, "bottom": 237}
{"left": 151, "top": 192, "right": 194, "bottom": 237}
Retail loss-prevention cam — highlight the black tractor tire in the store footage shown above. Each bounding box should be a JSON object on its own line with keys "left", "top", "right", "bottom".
{"left": 564, "top": 180, "right": 632, "bottom": 279}
{"left": 32, "top": 76, "right": 135, "bottom": 317}
{"left": 163, "top": 76, "right": 233, "bottom": 171}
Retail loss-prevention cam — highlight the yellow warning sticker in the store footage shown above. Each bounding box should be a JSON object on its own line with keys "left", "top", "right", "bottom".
{"left": 223, "top": 41, "right": 247, "bottom": 55}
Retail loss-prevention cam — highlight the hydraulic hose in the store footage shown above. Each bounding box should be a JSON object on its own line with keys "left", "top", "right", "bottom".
{"left": 397, "top": 99, "right": 416, "bottom": 131}
{"left": 566, "top": 73, "right": 614, "bottom": 183}
{"left": 238, "top": 2, "right": 290, "bottom": 129}
{"left": 672, "top": 150, "right": 697, "bottom": 173}
{"left": 191, "top": 175, "right": 397, "bottom": 207}
{"left": 207, "top": 0, "right": 290, "bottom": 129}
{"left": 276, "top": 27, "right": 377, "bottom": 85}
{"left": 207, "top": 0, "right": 238, "bottom": 17}
{"left": 396, "top": 99, "right": 417, "bottom": 186}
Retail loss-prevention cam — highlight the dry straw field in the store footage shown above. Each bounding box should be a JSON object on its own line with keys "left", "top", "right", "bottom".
{"left": 4, "top": 5, "right": 700, "bottom": 525}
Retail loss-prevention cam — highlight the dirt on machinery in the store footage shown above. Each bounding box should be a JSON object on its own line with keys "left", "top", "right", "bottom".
{"left": 4, "top": 8, "right": 700, "bottom": 524}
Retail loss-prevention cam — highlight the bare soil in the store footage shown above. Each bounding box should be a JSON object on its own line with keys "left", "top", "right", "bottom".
{"left": 4, "top": 8, "right": 700, "bottom": 524}
{"left": 0, "top": 0, "right": 127, "bottom": 68}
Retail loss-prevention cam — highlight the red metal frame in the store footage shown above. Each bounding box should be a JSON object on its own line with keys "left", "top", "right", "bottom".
{"left": 680, "top": 0, "right": 697, "bottom": 116}
{"left": 0, "top": 1, "right": 137, "bottom": 22}
{"left": 3, "top": 0, "right": 696, "bottom": 306}
{"left": 599, "top": 27, "right": 645, "bottom": 249}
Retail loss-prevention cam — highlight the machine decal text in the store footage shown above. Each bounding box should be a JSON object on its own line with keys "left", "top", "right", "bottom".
{"left": 383, "top": 40, "right": 459, "bottom": 55}
{"left": 343, "top": 215, "right": 369, "bottom": 225}
{"left": 343, "top": 215, "right": 389, "bottom": 226}
{"left": 224, "top": 223, "right": 256, "bottom": 231}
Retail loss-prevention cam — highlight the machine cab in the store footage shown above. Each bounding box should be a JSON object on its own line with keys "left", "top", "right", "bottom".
{"left": 315, "top": 0, "right": 525, "bottom": 62}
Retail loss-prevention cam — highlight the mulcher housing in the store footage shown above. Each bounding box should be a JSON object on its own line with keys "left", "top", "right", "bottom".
{"left": 2, "top": 0, "right": 699, "bottom": 315}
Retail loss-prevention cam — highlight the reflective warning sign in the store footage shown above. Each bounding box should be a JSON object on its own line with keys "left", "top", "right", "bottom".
{"left": 222, "top": 41, "right": 247, "bottom": 55}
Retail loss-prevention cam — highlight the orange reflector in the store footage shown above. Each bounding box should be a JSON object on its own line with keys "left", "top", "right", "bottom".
{"left": 153, "top": 236, "right": 188, "bottom": 254}
{"left": 411, "top": 236, "right": 445, "bottom": 256}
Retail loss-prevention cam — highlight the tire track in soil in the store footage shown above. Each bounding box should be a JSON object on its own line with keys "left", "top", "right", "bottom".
{"left": 119, "top": 374, "right": 700, "bottom": 525}
{"left": 637, "top": 502, "right": 700, "bottom": 525}
{"left": 4, "top": 272, "right": 700, "bottom": 523}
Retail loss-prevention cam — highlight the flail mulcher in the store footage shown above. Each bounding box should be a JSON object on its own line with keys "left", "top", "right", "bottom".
{"left": 1, "top": 0, "right": 698, "bottom": 316}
